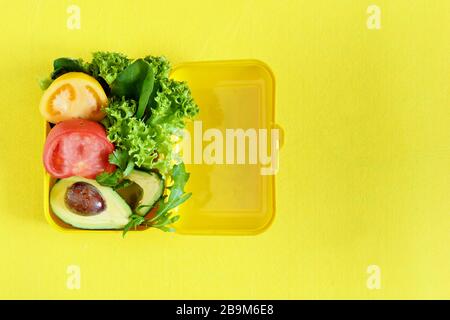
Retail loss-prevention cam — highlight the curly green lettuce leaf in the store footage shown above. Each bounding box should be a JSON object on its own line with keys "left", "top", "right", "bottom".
{"left": 103, "top": 82, "right": 198, "bottom": 176}
{"left": 103, "top": 98, "right": 158, "bottom": 167}
{"left": 89, "top": 51, "right": 131, "bottom": 85}
{"left": 148, "top": 78, "right": 199, "bottom": 128}
{"left": 144, "top": 56, "right": 171, "bottom": 80}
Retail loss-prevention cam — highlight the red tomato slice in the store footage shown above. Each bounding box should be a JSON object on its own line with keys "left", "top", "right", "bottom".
{"left": 43, "top": 119, "right": 115, "bottom": 179}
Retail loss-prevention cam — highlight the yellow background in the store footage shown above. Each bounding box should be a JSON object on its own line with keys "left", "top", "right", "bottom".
{"left": 0, "top": 0, "right": 448, "bottom": 299}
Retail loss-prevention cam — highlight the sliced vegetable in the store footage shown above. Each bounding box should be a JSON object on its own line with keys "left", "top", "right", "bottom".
{"left": 125, "top": 170, "right": 164, "bottom": 216}
{"left": 122, "top": 163, "right": 191, "bottom": 236}
{"left": 43, "top": 119, "right": 115, "bottom": 178}
{"left": 51, "top": 176, "right": 131, "bottom": 229}
{"left": 115, "top": 181, "right": 143, "bottom": 211}
{"left": 39, "top": 72, "right": 108, "bottom": 124}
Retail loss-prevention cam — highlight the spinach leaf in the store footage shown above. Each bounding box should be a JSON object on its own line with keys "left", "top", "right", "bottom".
{"left": 39, "top": 77, "right": 53, "bottom": 90}
{"left": 51, "top": 58, "right": 88, "bottom": 79}
{"left": 136, "top": 71, "right": 155, "bottom": 119}
{"left": 110, "top": 59, "right": 155, "bottom": 119}
{"left": 110, "top": 59, "right": 148, "bottom": 97}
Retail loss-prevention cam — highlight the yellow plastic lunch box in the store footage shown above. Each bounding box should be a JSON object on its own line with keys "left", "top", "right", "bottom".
{"left": 44, "top": 59, "right": 282, "bottom": 235}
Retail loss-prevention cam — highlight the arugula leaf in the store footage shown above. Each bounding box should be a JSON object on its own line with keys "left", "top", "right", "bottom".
{"left": 122, "top": 214, "right": 145, "bottom": 237}
{"left": 108, "top": 149, "right": 129, "bottom": 171}
{"left": 109, "top": 149, "right": 134, "bottom": 176}
{"left": 146, "top": 163, "right": 191, "bottom": 227}
{"left": 95, "top": 149, "right": 135, "bottom": 188}
{"left": 123, "top": 159, "right": 135, "bottom": 177}
{"left": 168, "top": 162, "right": 191, "bottom": 201}
{"left": 120, "top": 163, "right": 191, "bottom": 236}
{"left": 95, "top": 169, "right": 123, "bottom": 187}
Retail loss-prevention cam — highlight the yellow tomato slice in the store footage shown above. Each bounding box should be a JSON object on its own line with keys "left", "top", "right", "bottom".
{"left": 39, "top": 72, "right": 108, "bottom": 124}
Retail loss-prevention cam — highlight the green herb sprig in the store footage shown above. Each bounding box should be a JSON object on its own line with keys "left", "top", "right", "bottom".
{"left": 122, "top": 163, "right": 191, "bottom": 237}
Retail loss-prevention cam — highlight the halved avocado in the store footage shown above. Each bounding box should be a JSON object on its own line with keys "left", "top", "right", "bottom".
{"left": 50, "top": 176, "right": 132, "bottom": 229}
{"left": 123, "top": 170, "right": 164, "bottom": 216}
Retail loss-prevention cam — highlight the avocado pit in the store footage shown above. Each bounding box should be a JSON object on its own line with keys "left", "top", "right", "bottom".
{"left": 65, "top": 181, "right": 106, "bottom": 216}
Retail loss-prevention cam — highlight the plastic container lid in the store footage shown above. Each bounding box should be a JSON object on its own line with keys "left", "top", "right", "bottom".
{"left": 171, "top": 60, "right": 279, "bottom": 235}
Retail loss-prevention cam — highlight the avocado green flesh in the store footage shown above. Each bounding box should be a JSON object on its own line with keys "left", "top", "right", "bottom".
{"left": 50, "top": 177, "right": 132, "bottom": 229}
{"left": 126, "top": 170, "right": 164, "bottom": 216}
{"left": 116, "top": 181, "right": 144, "bottom": 210}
